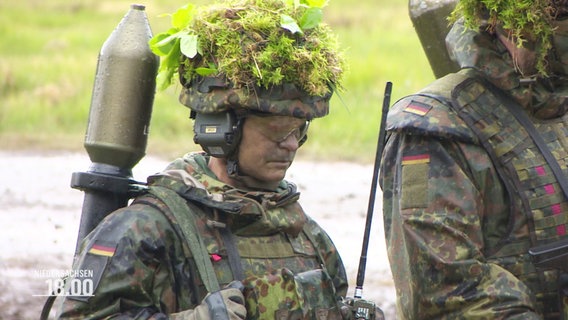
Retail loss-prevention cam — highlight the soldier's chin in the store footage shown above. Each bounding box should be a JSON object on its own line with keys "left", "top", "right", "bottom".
{"left": 238, "top": 174, "right": 283, "bottom": 191}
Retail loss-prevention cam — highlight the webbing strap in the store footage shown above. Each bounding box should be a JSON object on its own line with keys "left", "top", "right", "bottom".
{"left": 489, "top": 86, "right": 568, "bottom": 206}
{"left": 148, "top": 186, "right": 221, "bottom": 293}
{"left": 218, "top": 226, "right": 246, "bottom": 280}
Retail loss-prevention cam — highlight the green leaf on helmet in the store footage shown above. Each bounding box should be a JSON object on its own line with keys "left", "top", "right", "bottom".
{"left": 195, "top": 67, "right": 217, "bottom": 76}
{"left": 156, "top": 68, "right": 175, "bottom": 91}
{"left": 155, "top": 39, "right": 181, "bottom": 90}
{"left": 299, "top": 7, "right": 322, "bottom": 30}
{"left": 280, "top": 14, "right": 303, "bottom": 34}
{"left": 180, "top": 34, "right": 198, "bottom": 58}
{"left": 148, "top": 32, "right": 173, "bottom": 56}
{"left": 171, "top": 4, "right": 195, "bottom": 30}
{"left": 302, "top": 0, "right": 328, "bottom": 8}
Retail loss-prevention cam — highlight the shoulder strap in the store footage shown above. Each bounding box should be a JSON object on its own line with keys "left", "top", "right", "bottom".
{"left": 217, "top": 223, "right": 246, "bottom": 280}
{"left": 147, "top": 185, "right": 221, "bottom": 293}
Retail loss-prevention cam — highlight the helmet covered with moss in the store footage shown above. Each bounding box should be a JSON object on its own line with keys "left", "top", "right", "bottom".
{"left": 149, "top": 0, "right": 345, "bottom": 120}
{"left": 450, "top": 0, "right": 568, "bottom": 76}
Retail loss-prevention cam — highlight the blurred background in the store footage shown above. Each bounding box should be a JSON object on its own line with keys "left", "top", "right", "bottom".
{"left": 0, "top": 0, "right": 436, "bottom": 162}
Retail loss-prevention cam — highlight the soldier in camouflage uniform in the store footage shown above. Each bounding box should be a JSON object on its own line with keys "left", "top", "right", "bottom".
{"left": 380, "top": 1, "right": 568, "bottom": 319}
{"left": 56, "top": 0, "right": 383, "bottom": 319}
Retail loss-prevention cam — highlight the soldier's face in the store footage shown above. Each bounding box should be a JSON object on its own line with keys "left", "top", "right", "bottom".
{"left": 236, "top": 115, "right": 306, "bottom": 190}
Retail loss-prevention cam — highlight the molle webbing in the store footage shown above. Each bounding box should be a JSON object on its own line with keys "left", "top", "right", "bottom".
{"left": 431, "top": 71, "right": 567, "bottom": 317}
{"left": 448, "top": 76, "right": 568, "bottom": 245}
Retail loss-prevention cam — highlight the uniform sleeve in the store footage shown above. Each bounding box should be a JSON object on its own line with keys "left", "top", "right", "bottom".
{"left": 304, "top": 218, "right": 349, "bottom": 298}
{"left": 56, "top": 203, "right": 192, "bottom": 319}
{"left": 379, "top": 132, "right": 541, "bottom": 319}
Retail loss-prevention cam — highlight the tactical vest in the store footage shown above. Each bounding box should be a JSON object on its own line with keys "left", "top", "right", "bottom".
{"left": 135, "top": 184, "right": 344, "bottom": 319}
{"left": 389, "top": 69, "right": 567, "bottom": 318}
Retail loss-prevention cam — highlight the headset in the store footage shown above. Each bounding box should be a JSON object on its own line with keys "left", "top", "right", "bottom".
{"left": 191, "top": 110, "right": 242, "bottom": 158}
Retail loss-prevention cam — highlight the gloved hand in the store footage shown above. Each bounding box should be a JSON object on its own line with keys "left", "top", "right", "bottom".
{"left": 171, "top": 281, "right": 246, "bottom": 320}
{"left": 339, "top": 297, "right": 385, "bottom": 320}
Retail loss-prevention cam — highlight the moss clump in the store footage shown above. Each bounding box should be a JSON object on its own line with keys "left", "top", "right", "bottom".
{"left": 150, "top": 0, "right": 345, "bottom": 97}
{"left": 450, "top": 0, "right": 568, "bottom": 76}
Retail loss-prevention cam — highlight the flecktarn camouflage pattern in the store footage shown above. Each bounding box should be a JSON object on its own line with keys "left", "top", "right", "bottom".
{"left": 243, "top": 268, "right": 342, "bottom": 319}
{"left": 57, "top": 152, "right": 349, "bottom": 319}
{"left": 380, "top": 17, "right": 568, "bottom": 320}
{"left": 179, "top": 76, "right": 331, "bottom": 120}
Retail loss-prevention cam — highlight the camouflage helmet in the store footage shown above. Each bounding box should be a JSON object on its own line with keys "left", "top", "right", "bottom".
{"left": 450, "top": 0, "right": 568, "bottom": 76}
{"left": 178, "top": 76, "right": 332, "bottom": 120}
{"left": 149, "top": 0, "right": 345, "bottom": 120}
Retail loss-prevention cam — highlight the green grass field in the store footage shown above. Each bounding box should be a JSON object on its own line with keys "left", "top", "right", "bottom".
{"left": 0, "top": 0, "right": 436, "bottom": 162}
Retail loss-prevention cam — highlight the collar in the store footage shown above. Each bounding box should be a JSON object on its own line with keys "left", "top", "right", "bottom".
{"left": 147, "top": 152, "right": 306, "bottom": 236}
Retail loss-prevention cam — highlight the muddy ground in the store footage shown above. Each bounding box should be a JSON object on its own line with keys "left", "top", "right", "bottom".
{"left": 0, "top": 151, "right": 397, "bottom": 319}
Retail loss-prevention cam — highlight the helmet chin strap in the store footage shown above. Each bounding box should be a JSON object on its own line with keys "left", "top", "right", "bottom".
{"left": 226, "top": 158, "right": 241, "bottom": 179}
{"left": 225, "top": 114, "right": 246, "bottom": 180}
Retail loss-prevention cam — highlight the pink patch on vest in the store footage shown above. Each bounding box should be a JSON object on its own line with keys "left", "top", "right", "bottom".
{"left": 535, "top": 166, "right": 566, "bottom": 235}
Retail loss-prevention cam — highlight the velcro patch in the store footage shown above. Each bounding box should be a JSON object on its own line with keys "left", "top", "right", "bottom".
{"left": 401, "top": 153, "right": 429, "bottom": 208}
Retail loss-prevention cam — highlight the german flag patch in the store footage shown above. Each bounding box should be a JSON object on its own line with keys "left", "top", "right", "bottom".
{"left": 402, "top": 154, "right": 430, "bottom": 165}
{"left": 70, "top": 240, "right": 115, "bottom": 302}
{"left": 88, "top": 242, "right": 116, "bottom": 257}
{"left": 404, "top": 100, "right": 432, "bottom": 116}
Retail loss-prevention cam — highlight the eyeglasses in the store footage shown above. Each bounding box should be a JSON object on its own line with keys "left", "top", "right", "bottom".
{"left": 246, "top": 114, "right": 309, "bottom": 143}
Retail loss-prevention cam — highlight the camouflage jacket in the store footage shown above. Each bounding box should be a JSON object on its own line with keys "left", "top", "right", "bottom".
{"left": 57, "top": 152, "right": 348, "bottom": 319}
{"left": 380, "top": 20, "right": 568, "bottom": 320}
